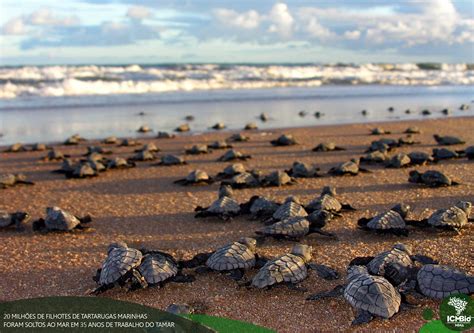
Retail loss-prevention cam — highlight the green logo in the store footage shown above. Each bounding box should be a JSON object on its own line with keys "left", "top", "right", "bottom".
{"left": 439, "top": 294, "right": 474, "bottom": 331}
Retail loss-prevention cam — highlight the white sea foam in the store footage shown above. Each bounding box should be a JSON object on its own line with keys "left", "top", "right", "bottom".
{"left": 0, "top": 63, "right": 472, "bottom": 99}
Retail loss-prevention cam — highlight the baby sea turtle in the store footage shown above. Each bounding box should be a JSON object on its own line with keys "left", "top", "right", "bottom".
{"left": 398, "top": 135, "right": 420, "bottom": 146}
{"left": 185, "top": 144, "right": 210, "bottom": 155}
{"left": 216, "top": 163, "right": 246, "bottom": 179}
{"left": 119, "top": 138, "right": 140, "bottom": 147}
{"left": 385, "top": 153, "right": 411, "bottom": 168}
{"left": 366, "top": 138, "right": 398, "bottom": 153}
{"left": 217, "top": 149, "right": 251, "bottom": 162}
{"left": 261, "top": 170, "right": 296, "bottom": 187}
{"left": 228, "top": 133, "right": 250, "bottom": 142}
{"left": 222, "top": 172, "right": 260, "bottom": 189}
{"left": 271, "top": 134, "right": 297, "bottom": 146}
{"left": 407, "top": 151, "right": 433, "bottom": 165}
{"left": 404, "top": 126, "right": 421, "bottom": 134}
{"left": 244, "top": 123, "right": 258, "bottom": 130}
{"left": 0, "top": 173, "right": 35, "bottom": 189}
{"left": 305, "top": 186, "right": 355, "bottom": 215}
{"left": 370, "top": 127, "right": 391, "bottom": 135}
{"left": 358, "top": 204, "right": 410, "bottom": 236}
{"left": 366, "top": 244, "right": 413, "bottom": 285}
{"left": 416, "top": 264, "right": 474, "bottom": 299}
{"left": 86, "top": 146, "right": 112, "bottom": 156}
{"left": 433, "top": 134, "right": 465, "bottom": 146}
{"left": 421, "top": 109, "right": 431, "bottom": 116}
{"left": 195, "top": 195, "right": 241, "bottom": 220}
{"left": 92, "top": 242, "right": 143, "bottom": 294}
{"left": 264, "top": 196, "right": 307, "bottom": 224}
{"left": 360, "top": 150, "right": 388, "bottom": 164}
{"left": 42, "top": 149, "right": 68, "bottom": 161}
{"left": 240, "top": 196, "right": 280, "bottom": 220}
{"left": 441, "top": 108, "right": 451, "bottom": 115}
{"left": 174, "top": 170, "right": 214, "bottom": 186}
{"left": 432, "top": 148, "right": 460, "bottom": 161}
{"left": 299, "top": 110, "right": 308, "bottom": 117}
{"left": 211, "top": 122, "right": 226, "bottom": 130}
{"left": 32, "top": 207, "right": 92, "bottom": 232}
{"left": 408, "top": 201, "right": 472, "bottom": 233}
{"left": 157, "top": 131, "right": 175, "bottom": 139}
{"left": 65, "top": 163, "right": 98, "bottom": 179}
{"left": 180, "top": 238, "right": 257, "bottom": 281}
{"left": 250, "top": 244, "right": 338, "bottom": 290}
{"left": 328, "top": 158, "right": 369, "bottom": 176}
{"left": 137, "top": 125, "right": 152, "bottom": 133}
{"left": 31, "top": 143, "right": 48, "bottom": 151}
{"left": 314, "top": 111, "right": 324, "bottom": 118}
{"left": 286, "top": 161, "right": 321, "bottom": 178}
{"left": 157, "top": 154, "right": 186, "bottom": 166}
{"left": 259, "top": 113, "right": 269, "bottom": 121}
{"left": 185, "top": 115, "right": 195, "bottom": 121}
{"left": 107, "top": 157, "right": 136, "bottom": 169}
{"left": 312, "top": 142, "right": 345, "bottom": 152}
{"left": 218, "top": 184, "right": 234, "bottom": 198}
{"left": 208, "top": 140, "right": 232, "bottom": 150}
{"left": 64, "top": 134, "right": 84, "bottom": 145}
{"left": 103, "top": 136, "right": 118, "bottom": 144}
{"left": 459, "top": 104, "right": 470, "bottom": 110}
{"left": 408, "top": 170, "right": 459, "bottom": 187}
{"left": 175, "top": 123, "right": 190, "bottom": 132}
{"left": 5, "top": 143, "right": 26, "bottom": 152}
{"left": 0, "top": 211, "right": 30, "bottom": 231}
{"left": 465, "top": 146, "right": 474, "bottom": 159}
{"left": 136, "top": 143, "right": 159, "bottom": 153}
{"left": 130, "top": 150, "right": 156, "bottom": 161}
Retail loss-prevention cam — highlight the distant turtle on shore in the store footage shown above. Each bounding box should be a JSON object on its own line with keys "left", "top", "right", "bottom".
{"left": 216, "top": 163, "right": 246, "bottom": 179}
{"left": 328, "top": 158, "right": 369, "bottom": 176}
{"left": 305, "top": 186, "right": 356, "bottom": 215}
{"left": 65, "top": 163, "right": 98, "bottom": 179}
{"left": 211, "top": 122, "right": 226, "bottom": 130}
{"left": 0, "top": 211, "right": 30, "bottom": 231}
{"left": 137, "top": 125, "right": 152, "bottom": 133}
{"left": 31, "top": 143, "right": 48, "bottom": 151}
{"left": 185, "top": 144, "right": 210, "bottom": 155}
{"left": 174, "top": 170, "right": 214, "bottom": 186}
{"left": 86, "top": 146, "right": 112, "bottom": 156}
{"left": 259, "top": 113, "right": 269, "bottom": 121}
{"left": 157, "top": 154, "right": 186, "bottom": 166}
{"left": 119, "top": 138, "right": 140, "bottom": 147}
{"left": 1, "top": 173, "right": 35, "bottom": 189}
{"left": 407, "top": 151, "right": 433, "bottom": 165}
{"left": 208, "top": 140, "right": 232, "bottom": 150}
{"left": 64, "top": 134, "right": 85, "bottom": 145}
{"left": 136, "top": 143, "right": 160, "bottom": 153}
{"left": 271, "top": 134, "right": 297, "bottom": 146}
{"left": 385, "top": 153, "right": 411, "bottom": 168}
{"left": 195, "top": 190, "right": 241, "bottom": 220}
{"left": 180, "top": 237, "right": 258, "bottom": 281}
{"left": 157, "top": 131, "right": 175, "bottom": 139}
{"left": 217, "top": 149, "right": 251, "bottom": 162}
{"left": 370, "top": 127, "right": 391, "bottom": 135}
{"left": 312, "top": 142, "right": 345, "bottom": 152}
{"left": 228, "top": 133, "right": 250, "bottom": 142}
{"left": 103, "top": 136, "right": 118, "bottom": 144}
{"left": 433, "top": 134, "right": 465, "bottom": 146}
{"left": 360, "top": 150, "right": 388, "bottom": 164}
{"left": 286, "top": 161, "right": 321, "bottom": 178}
{"left": 432, "top": 148, "right": 460, "bottom": 161}
{"left": 404, "top": 126, "right": 421, "bottom": 134}
{"left": 107, "top": 157, "right": 136, "bottom": 169}
{"left": 222, "top": 172, "right": 260, "bottom": 189}
{"left": 408, "top": 170, "right": 459, "bottom": 187}
{"left": 358, "top": 203, "right": 411, "bottom": 236}
{"left": 175, "top": 124, "right": 190, "bottom": 132}
{"left": 33, "top": 207, "right": 92, "bottom": 232}
{"left": 261, "top": 170, "right": 296, "bottom": 187}
{"left": 5, "top": 143, "right": 26, "bottom": 152}
{"left": 42, "top": 149, "right": 69, "bottom": 161}
{"left": 264, "top": 196, "right": 307, "bottom": 225}
{"left": 244, "top": 123, "right": 258, "bottom": 130}
{"left": 398, "top": 135, "right": 420, "bottom": 146}
{"left": 130, "top": 150, "right": 156, "bottom": 161}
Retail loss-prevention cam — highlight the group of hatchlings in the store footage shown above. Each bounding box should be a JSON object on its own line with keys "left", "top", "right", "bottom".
{"left": 1, "top": 123, "right": 473, "bottom": 326}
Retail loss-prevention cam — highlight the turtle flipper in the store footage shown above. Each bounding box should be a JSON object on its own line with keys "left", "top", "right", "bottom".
{"left": 171, "top": 273, "right": 195, "bottom": 283}
{"left": 405, "top": 219, "right": 429, "bottom": 228}
{"left": 310, "top": 228, "right": 337, "bottom": 239}
{"left": 352, "top": 310, "right": 374, "bottom": 325}
{"left": 285, "top": 282, "right": 307, "bottom": 292}
{"left": 227, "top": 269, "right": 245, "bottom": 281}
{"left": 308, "top": 263, "right": 339, "bottom": 280}
{"left": 349, "top": 256, "right": 374, "bottom": 266}
{"left": 32, "top": 218, "right": 46, "bottom": 232}
{"left": 357, "top": 217, "right": 370, "bottom": 228}
{"left": 334, "top": 146, "right": 346, "bottom": 151}
{"left": 179, "top": 252, "right": 213, "bottom": 268}
{"left": 306, "top": 285, "right": 344, "bottom": 301}
{"left": 173, "top": 179, "right": 187, "bottom": 185}
{"left": 16, "top": 180, "right": 35, "bottom": 186}
{"left": 410, "top": 254, "right": 438, "bottom": 265}
{"left": 341, "top": 203, "right": 356, "bottom": 211}
{"left": 78, "top": 214, "right": 92, "bottom": 224}
{"left": 254, "top": 254, "right": 269, "bottom": 269}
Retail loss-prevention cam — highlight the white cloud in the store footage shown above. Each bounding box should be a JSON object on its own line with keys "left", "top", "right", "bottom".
{"left": 127, "top": 6, "right": 152, "bottom": 20}
{"left": 27, "top": 8, "right": 79, "bottom": 27}
{"left": 2, "top": 18, "right": 27, "bottom": 35}
{"left": 303, "top": 18, "right": 333, "bottom": 40}
{"left": 213, "top": 9, "right": 261, "bottom": 29}
{"left": 344, "top": 30, "right": 361, "bottom": 40}
{"left": 268, "top": 3, "right": 294, "bottom": 38}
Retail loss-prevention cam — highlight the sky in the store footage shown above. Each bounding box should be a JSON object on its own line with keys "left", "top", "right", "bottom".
{"left": 0, "top": 0, "right": 473, "bottom": 65}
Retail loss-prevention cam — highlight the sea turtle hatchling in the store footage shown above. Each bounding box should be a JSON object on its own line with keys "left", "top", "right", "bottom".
{"left": 136, "top": 143, "right": 160, "bottom": 153}
{"left": 216, "top": 163, "right": 246, "bottom": 179}
{"left": 211, "top": 122, "right": 226, "bottom": 130}
{"left": 250, "top": 244, "right": 339, "bottom": 290}
{"left": 264, "top": 196, "right": 307, "bottom": 224}
{"left": 156, "top": 131, "right": 175, "bottom": 139}
{"left": 404, "top": 126, "right": 421, "bottom": 134}
{"left": 432, "top": 148, "right": 460, "bottom": 161}
{"left": 312, "top": 142, "right": 345, "bottom": 152}
{"left": 465, "top": 146, "right": 474, "bottom": 159}
{"left": 86, "top": 146, "right": 112, "bottom": 156}
{"left": 358, "top": 203, "right": 411, "bottom": 236}
{"left": 221, "top": 172, "right": 260, "bottom": 189}
{"left": 433, "top": 134, "right": 465, "bottom": 146}
{"left": 42, "top": 149, "right": 68, "bottom": 161}
{"left": 175, "top": 124, "right": 190, "bottom": 132}
{"left": 366, "top": 138, "right": 399, "bottom": 153}
{"left": 185, "top": 144, "right": 210, "bottom": 155}
{"left": 305, "top": 186, "right": 356, "bottom": 215}
{"left": 180, "top": 237, "right": 258, "bottom": 281}
{"left": 271, "top": 134, "right": 297, "bottom": 146}
{"left": 5, "top": 143, "right": 26, "bottom": 152}
{"left": 65, "top": 163, "right": 98, "bottom": 179}
{"left": 366, "top": 244, "right": 413, "bottom": 284}
{"left": 119, "top": 138, "right": 141, "bottom": 147}
{"left": 407, "top": 151, "right": 434, "bottom": 165}
{"left": 0, "top": 173, "right": 35, "bottom": 189}
{"left": 286, "top": 161, "right": 321, "bottom": 178}
{"left": 385, "top": 153, "right": 411, "bottom": 168}
{"left": 0, "top": 211, "right": 30, "bottom": 231}
{"left": 360, "top": 150, "right": 388, "bottom": 164}
{"left": 217, "top": 149, "right": 251, "bottom": 162}
{"left": 259, "top": 113, "right": 269, "bottom": 121}
{"left": 328, "top": 158, "right": 369, "bottom": 176}
{"left": 31, "top": 143, "right": 48, "bottom": 151}
{"left": 415, "top": 264, "right": 474, "bottom": 299}
{"left": 103, "top": 136, "right": 118, "bottom": 144}
{"left": 228, "top": 133, "right": 250, "bottom": 142}
{"left": 398, "top": 135, "right": 420, "bottom": 146}
{"left": 157, "top": 154, "right": 186, "bottom": 166}
{"left": 107, "top": 157, "right": 136, "bottom": 169}
{"left": 370, "top": 127, "right": 391, "bottom": 135}
{"left": 260, "top": 170, "right": 296, "bottom": 187}
{"left": 240, "top": 196, "right": 280, "bottom": 220}
{"left": 92, "top": 242, "right": 143, "bottom": 294}
{"left": 130, "top": 150, "right": 155, "bottom": 161}
{"left": 174, "top": 170, "right": 214, "bottom": 186}
{"left": 244, "top": 123, "right": 258, "bottom": 130}
{"left": 64, "top": 134, "right": 84, "bottom": 145}
{"left": 407, "top": 201, "right": 472, "bottom": 233}
{"left": 408, "top": 170, "right": 459, "bottom": 187}
{"left": 137, "top": 125, "right": 152, "bottom": 133}
{"left": 208, "top": 140, "right": 232, "bottom": 150}
{"left": 195, "top": 195, "right": 241, "bottom": 220}
{"left": 32, "top": 207, "right": 93, "bottom": 232}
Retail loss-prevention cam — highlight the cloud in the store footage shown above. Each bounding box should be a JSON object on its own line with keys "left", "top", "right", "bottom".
{"left": 344, "top": 30, "right": 361, "bottom": 40}
{"left": 2, "top": 18, "right": 27, "bottom": 35}
{"left": 213, "top": 8, "right": 260, "bottom": 29}
{"left": 27, "top": 8, "right": 80, "bottom": 27}
{"left": 267, "top": 3, "right": 294, "bottom": 38}
{"left": 126, "top": 5, "right": 152, "bottom": 20}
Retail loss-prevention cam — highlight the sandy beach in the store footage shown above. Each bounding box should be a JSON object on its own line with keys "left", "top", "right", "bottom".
{"left": 0, "top": 116, "right": 473, "bottom": 332}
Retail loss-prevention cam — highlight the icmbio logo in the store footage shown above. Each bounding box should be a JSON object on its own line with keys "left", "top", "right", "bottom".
{"left": 440, "top": 294, "right": 474, "bottom": 331}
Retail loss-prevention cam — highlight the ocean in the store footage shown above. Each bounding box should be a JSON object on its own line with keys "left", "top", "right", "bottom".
{"left": 0, "top": 63, "right": 473, "bottom": 145}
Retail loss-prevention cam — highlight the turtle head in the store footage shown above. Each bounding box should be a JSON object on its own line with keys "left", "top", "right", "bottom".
{"left": 433, "top": 134, "right": 441, "bottom": 141}
{"left": 308, "top": 210, "right": 333, "bottom": 228}
{"left": 291, "top": 244, "right": 312, "bottom": 262}
{"left": 391, "top": 203, "right": 410, "bottom": 218}
{"left": 107, "top": 241, "right": 128, "bottom": 254}
{"left": 393, "top": 243, "right": 412, "bottom": 255}
{"left": 12, "top": 212, "right": 30, "bottom": 227}
{"left": 238, "top": 237, "right": 257, "bottom": 251}
{"left": 321, "top": 186, "right": 337, "bottom": 196}
{"left": 218, "top": 184, "right": 233, "bottom": 198}
{"left": 408, "top": 170, "right": 421, "bottom": 183}
{"left": 346, "top": 265, "right": 368, "bottom": 281}
{"left": 455, "top": 201, "right": 472, "bottom": 216}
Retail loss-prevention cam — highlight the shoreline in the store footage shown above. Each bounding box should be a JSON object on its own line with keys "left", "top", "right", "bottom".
{"left": 1, "top": 116, "right": 473, "bottom": 332}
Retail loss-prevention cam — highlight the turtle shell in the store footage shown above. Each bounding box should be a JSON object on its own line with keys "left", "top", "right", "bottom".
{"left": 307, "top": 194, "right": 342, "bottom": 213}
{"left": 0, "top": 211, "right": 13, "bottom": 227}
{"left": 108, "top": 157, "right": 132, "bottom": 168}
{"left": 271, "top": 134, "right": 297, "bottom": 146}
{"left": 46, "top": 150, "right": 64, "bottom": 161}
{"left": 218, "top": 150, "right": 249, "bottom": 162}
{"left": 142, "top": 143, "right": 159, "bottom": 152}
{"left": 186, "top": 170, "right": 210, "bottom": 182}
{"left": 367, "top": 247, "right": 412, "bottom": 276}
{"left": 361, "top": 151, "right": 388, "bottom": 163}
{"left": 133, "top": 150, "right": 155, "bottom": 161}
{"left": 206, "top": 241, "right": 256, "bottom": 271}
{"left": 417, "top": 264, "right": 474, "bottom": 299}
{"left": 0, "top": 174, "right": 17, "bottom": 187}
{"left": 412, "top": 170, "right": 452, "bottom": 187}
{"left": 44, "top": 207, "right": 81, "bottom": 231}
{"left": 103, "top": 136, "right": 117, "bottom": 144}
{"left": 407, "top": 151, "right": 433, "bottom": 165}
{"left": 289, "top": 162, "right": 317, "bottom": 178}
{"left": 137, "top": 252, "right": 178, "bottom": 285}
{"left": 157, "top": 132, "right": 174, "bottom": 139}
{"left": 228, "top": 133, "right": 249, "bottom": 142}
{"left": 272, "top": 200, "right": 307, "bottom": 221}
{"left": 313, "top": 142, "right": 336, "bottom": 152}
{"left": 186, "top": 144, "right": 209, "bottom": 155}
{"left": 99, "top": 246, "right": 143, "bottom": 285}
{"left": 120, "top": 139, "right": 140, "bottom": 147}
{"left": 208, "top": 141, "right": 232, "bottom": 149}
{"left": 386, "top": 153, "right": 411, "bottom": 168}
{"left": 258, "top": 217, "right": 309, "bottom": 238}
{"left": 229, "top": 172, "right": 259, "bottom": 188}
{"left": 344, "top": 274, "right": 401, "bottom": 319}
{"left": 332, "top": 160, "right": 359, "bottom": 175}
{"left": 366, "top": 210, "right": 407, "bottom": 230}
{"left": 405, "top": 126, "right": 421, "bottom": 134}
{"left": 432, "top": 148, "right": 459, "bottom": 160}
{"left": 8, "top": 143, "right": 26, "bottom": 152}
{"left": 222, "top": 163, "right": 246, "bottom": 176}
{"left": 207, "top": 196, "right": 241, "bottom": 215}
{"left": 71, "top": 163, "right": 96, "bottom": 178}
{"left": 251, "top": 253, "right": 308, "bottom": 288}
{"left": 250, "top": 197, "right": 279, "bottom": 217}
{"left": 262, "top": 171, "right": 294, "bottom": 186}
{"left": 160, "top": 155, "right": 185, "bottom": 165}
{"left": 245, "top": 123, "right": 258, "bottom": 130}
{"left": 434, "top": 135, "right": 464, "bottom": 146}
{"left": 175, "top": 124, "right": 190, "bottom": 132}
{"left": 428, "top": 206, "right": 468, "bottom": 229}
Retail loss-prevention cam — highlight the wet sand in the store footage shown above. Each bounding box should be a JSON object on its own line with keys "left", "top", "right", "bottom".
{"left": 0, "top": 117, "right": 473, "bottom": 332}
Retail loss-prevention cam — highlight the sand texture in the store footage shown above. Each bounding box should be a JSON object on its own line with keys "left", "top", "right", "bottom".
{"left": 1, "top": 117, "right": 473, "bottom": 332}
